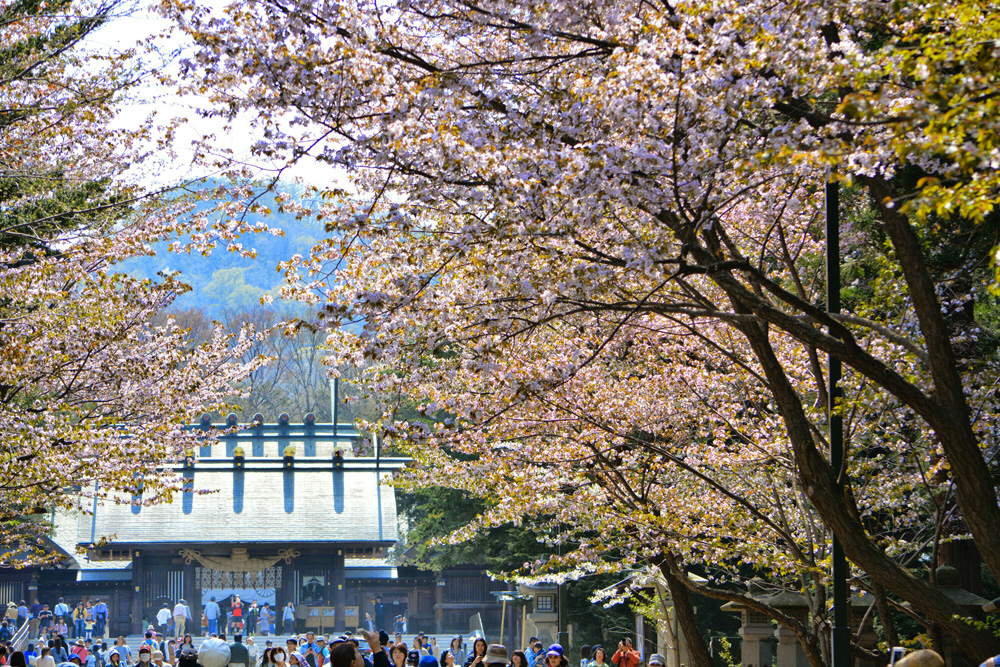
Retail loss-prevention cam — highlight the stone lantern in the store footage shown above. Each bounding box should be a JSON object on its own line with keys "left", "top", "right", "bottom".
{"left": 756, "top": 589, "right": 810, "bottom": 667}
{"left": 721, "top": 580, "right": 776, "bottom": 667}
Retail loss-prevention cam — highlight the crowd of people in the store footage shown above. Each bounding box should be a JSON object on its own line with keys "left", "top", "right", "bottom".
{"left": 0, "top": 603, "right": 663, "bottom": 667}
{"left": 4, "top": 600, "right": 109, "bottom": 642}
{"left": 0, "top": 596, "right": 667, "bottom": 667}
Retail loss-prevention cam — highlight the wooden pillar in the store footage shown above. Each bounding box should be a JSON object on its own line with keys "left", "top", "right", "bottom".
{"left": 282, "top": 562, "right": 295, "bottom": 615}
{"left": 333, "top": 550, "right": 346, "bottom": 632}
{"left": 434, "top": 578, "right": 444, "bottom": 635}
{"left": 131, "top": 551, "right": 144, "bottom": 635}
{"left": 184, "top": 560, "right": 198, "bottom": 636}
{"left": 112, "top": 590, "right": 121, "bottom": 639}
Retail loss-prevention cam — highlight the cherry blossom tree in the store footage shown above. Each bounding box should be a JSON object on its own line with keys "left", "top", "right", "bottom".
{"left": 0, "top": 0, "right": 266, "bottom": 565}
{"left": 162, "top": 0, "right": 1000, "bottom": 660}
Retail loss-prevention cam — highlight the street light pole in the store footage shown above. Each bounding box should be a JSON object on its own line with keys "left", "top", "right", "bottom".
{"left": 558, "top": 581, "right": 568, "bottom": 648}
{"left": 826, "top": 180, "right": 850, "bottom": 667}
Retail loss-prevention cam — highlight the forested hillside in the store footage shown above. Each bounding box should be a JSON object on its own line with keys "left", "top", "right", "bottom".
{"left": 121, "top": 183, "right": 325, "bottom": 317}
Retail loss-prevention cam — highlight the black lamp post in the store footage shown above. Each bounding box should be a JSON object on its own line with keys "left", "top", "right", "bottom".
{"left": 827, "top": 180, "right": 849, "bottom": 667}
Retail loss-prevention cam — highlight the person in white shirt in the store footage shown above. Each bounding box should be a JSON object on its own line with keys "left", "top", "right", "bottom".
{"left": 156, "top": 606, "right": 172, "bottom": 636}
{"left": 54, "top": 600, "right": 71, "bottom": 627}
{"left": 37, "top": 647, "right": 57, "bottom": 667}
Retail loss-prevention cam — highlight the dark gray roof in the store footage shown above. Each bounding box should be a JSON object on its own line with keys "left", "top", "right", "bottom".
{"left": 81, "top": 467, "right": 397, "bottom": 546}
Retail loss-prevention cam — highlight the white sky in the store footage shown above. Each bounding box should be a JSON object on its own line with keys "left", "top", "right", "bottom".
{"left": 89, "top": 1, "right": 350, "bottom": 192}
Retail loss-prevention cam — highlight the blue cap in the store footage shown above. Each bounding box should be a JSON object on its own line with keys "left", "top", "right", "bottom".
{"left": 420, "top": 657, "right": 440, "bottom": 667}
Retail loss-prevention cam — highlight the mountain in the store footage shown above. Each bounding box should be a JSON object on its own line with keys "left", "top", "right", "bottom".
{"left": 120, "top": 184, "right": 326, "bottom": 318}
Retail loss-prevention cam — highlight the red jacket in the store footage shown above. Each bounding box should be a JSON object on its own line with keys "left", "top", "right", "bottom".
{"left": 612, "top": 649, "right": 640, "bottom": 667}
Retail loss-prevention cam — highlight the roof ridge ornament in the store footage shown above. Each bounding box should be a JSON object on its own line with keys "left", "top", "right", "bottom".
{"left": 178, "top": 547, "right": 301, "bottom": 572}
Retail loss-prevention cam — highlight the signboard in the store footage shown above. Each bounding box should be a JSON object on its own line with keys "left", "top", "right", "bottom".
{"left": 306, "top": 606, "right": 338, "bottom": 632}
{"left": 345, "top": 606, "right": 359, "bottom": 628}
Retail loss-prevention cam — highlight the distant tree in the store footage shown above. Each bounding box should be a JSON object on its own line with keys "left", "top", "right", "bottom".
{"left": 0, "top": 0, "right": 262, "bottom": 565}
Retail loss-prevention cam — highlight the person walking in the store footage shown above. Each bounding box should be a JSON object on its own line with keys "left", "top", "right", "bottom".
{"left": 245, "top": 603, "right": 258, "bottom": 639}
{"left": 524, "top": 643, "right": 542, "bottom": 667}
{"left": 205, "top": 598, "right": 221, "bottom": 637}
{"left": 230, "top": 634, "right": 251, "bottom": 667}
{"left": 246, "top": 638, "right": 259, "bottom": 667}
{"left": 462, "top": 640, "right": 486, "bottom": 667}
{"left": 112, "top": 639, "right": 130, "bottom": 667}
{"left": 106, "top": 650, "right": 124, "bottom": 667}
{"left": 155, "top": 606, "right": 171, "bottom": 637}
{"left": 173, "top": 602, "right": 188, "bottom": 639}
{"left": 447, "top": 642, "right": 462, "bottom": 665}
{"left": 257, "top": 606, "right": 271, "bottom": 638}
{"left": 177, "top": 635, "right": 195, "bottom": 659}
{"left": 37, "top": 648, "right": 56, "bottom": 667}
{"left": 543, "top": 646, "right": 567, "bottom": 667}
{"left": 587, "top": 648, "right": 608, "bottom": 667}
{"left": 29, "top": 600, "right": 42, "bottom": 638}
{"left": 281, "top": 606, "right": 294, "bottom": 637}
{"left": 39, "top": 605, "right": 54, "bottom": 636}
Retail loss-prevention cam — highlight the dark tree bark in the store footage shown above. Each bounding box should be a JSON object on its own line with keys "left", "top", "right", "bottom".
{"left": 867, "top": 175, "right": 1000, "bottom": 587}
{"left": 658, "top": 555, "right": 714, "bottom": 667}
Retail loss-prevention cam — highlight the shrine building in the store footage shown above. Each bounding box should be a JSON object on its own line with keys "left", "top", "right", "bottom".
{"left": 1, "top": 415, "right": 509, "bottom": 637}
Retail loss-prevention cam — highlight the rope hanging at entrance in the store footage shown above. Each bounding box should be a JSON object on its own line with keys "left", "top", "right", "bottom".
{"left": 178, "top": 547, "right": 300, "bottom": 571}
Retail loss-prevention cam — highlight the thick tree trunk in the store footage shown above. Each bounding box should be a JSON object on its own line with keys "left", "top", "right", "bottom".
{"left": 737, "top": 321, "right": 1000, "bottom": 662}
{"left": 658, "top": 556, "right": 714, "bottom": 667}
{"left": 653, "top": 206, "right": 1000, "bottom": 660}
{"left": 867, "top": 176, "right": 1000, "bottom": 587}
{"left": 664, "top": 559, "right": 826, "bottom": 667}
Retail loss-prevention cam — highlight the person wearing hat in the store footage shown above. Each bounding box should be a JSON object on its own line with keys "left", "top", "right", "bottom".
{"left": 481, "top": 647, "right": 507, "bottom": 667}
{"left": 151, "top": 651, "right": 165, "bottom": 667}
{"left": 646, "top": 656, "right": 665, "bottom": 667}
{"left": 72, "top": 639, "right": 89, "bottom": 664}
{"left": 138, "top": 646, "right": 153, "bottom": 666}
{"left": 544, "top": 645, "right": 567, "bottom": 667}
{"left": 198, "top": 637, "right": 232, "bottom": 667}
{"left": 245, "top": 638, "right": 259, "bottom": 667}
{"left": 418, "top": 657, "right": 438, "bottom": 667}
{"left": 314, "top": 638, "right": 329, "bottom": 667}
